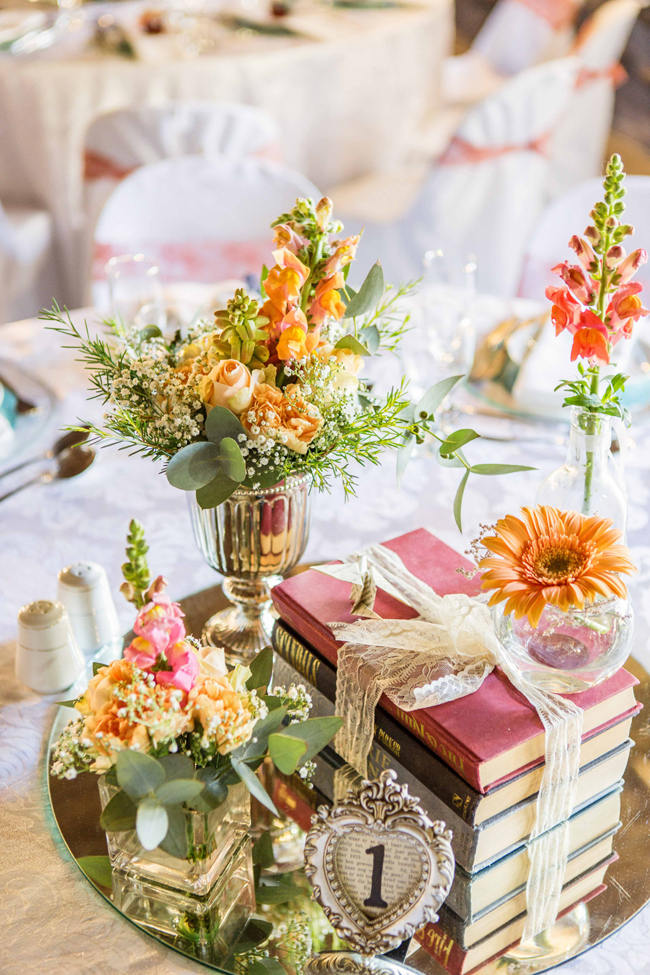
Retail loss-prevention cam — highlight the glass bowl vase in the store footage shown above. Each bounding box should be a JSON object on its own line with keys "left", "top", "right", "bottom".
{"left": 493, "top": 597, "right": 633, "bottom": 693}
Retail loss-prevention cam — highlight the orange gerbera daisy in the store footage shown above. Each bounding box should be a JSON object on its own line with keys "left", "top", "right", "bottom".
{"left": 479, "top": 505, "right": 635, "bottom": 628}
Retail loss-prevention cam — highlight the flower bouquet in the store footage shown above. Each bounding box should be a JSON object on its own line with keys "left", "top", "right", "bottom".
{"left": 51, "top": 522, "right": 340, "bottom": 944}
{"left": 478, "top": 504, "right": 635, "bottom": 691}
{"left": 46, "top": 196, "right": 527, "bottom": 659}
{"left": 541, "top": 155, "right": 647, "bottom": 529}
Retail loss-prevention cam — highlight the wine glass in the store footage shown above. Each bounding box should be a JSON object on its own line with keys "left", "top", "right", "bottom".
{"left": 105, "top": 254, "right": 166, "bottom": 331}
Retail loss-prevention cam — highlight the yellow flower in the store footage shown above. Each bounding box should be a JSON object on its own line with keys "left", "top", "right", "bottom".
{"left": 479, "top": 505, "right": 635, "bottom": 627}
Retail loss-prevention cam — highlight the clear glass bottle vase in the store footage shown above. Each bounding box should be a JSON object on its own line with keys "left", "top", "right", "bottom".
{"left": 537, "top": 407, "right": 627, "bottom": 534}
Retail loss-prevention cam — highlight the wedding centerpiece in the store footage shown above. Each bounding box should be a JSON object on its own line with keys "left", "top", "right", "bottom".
{"left": 50, "top": 522, "right": 340, "bottom": 945}
{"left": 45, "top": 196, "right": 527, "bottom": 660}
{"left": 539, "top": 155, "right": 648, "bottom": 532}
{"left": 479, "top": 504, "right": 636, "bottom": 691}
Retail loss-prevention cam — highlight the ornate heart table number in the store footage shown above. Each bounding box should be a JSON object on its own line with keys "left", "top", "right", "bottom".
{"left": 304, "top": 770, "right": 455, "bottom": 974}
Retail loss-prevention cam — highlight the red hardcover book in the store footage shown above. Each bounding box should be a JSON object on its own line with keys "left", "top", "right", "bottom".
{"left": 272, "top": 528, "right": 639, "bottom": 793}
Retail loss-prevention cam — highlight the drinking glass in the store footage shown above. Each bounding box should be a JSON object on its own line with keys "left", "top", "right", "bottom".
{"left": 105, "top": 254, "right": 166, "bottom": 330}
{"left": 399, "top": 249, "right": 478, "bottom": 404}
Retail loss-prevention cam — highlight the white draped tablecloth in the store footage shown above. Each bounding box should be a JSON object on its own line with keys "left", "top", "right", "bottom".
{"left": 0, "top": 306, "right": 649, "bottom": 973}
{"left": 0, "top": 0, "right": 450, "bottom": 305}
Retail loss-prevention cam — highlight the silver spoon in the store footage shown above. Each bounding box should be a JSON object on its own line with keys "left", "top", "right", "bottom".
{"left": 0, "top": 427, "right": 90, "bottom": 481}
{"left": 0, "top": 445, "right": 96, "bottom": 504}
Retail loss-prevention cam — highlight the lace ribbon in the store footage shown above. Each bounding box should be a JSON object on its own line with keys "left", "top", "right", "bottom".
{"left": 323, "top": 543, "right": 583, "bottom": 943}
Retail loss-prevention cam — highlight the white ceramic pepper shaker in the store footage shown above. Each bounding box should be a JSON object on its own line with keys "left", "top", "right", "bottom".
{"left": 16, "top": 600, "right": 84, "bottom": 694}
{"left": 57, "top": 561, "right": 121, "bottom": 656}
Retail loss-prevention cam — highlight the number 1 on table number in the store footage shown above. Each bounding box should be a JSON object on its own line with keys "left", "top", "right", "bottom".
{"left": 364, "top": 843, "right": 388, "bottom": 909}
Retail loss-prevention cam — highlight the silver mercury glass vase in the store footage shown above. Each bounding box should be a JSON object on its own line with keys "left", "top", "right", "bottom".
{"left": 188, "top": 474, "right": 311, "bottom": 666}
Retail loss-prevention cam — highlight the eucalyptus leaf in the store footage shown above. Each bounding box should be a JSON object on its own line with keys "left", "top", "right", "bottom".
{"left": 416, "top": 375, "right": 463, "bottom": 418}
{"left": 158, "top": 805, "right": 188, "bottom": 858}
{"left": 78, "top": 855, "right": 113, "bottom": 889}
{"left": 277, "top": 716, "right": 342, "bottom": 763}
{"left": 99, "top": 790, "right": 137, "bottom": 832}
{"left": 205, "top": 405, "right": 247, "bottom": 446}
{"left": 439, "top": 428, "right": 480, "bottom": 458}
{"left": 343, "top": 262, "right": 384, "bottom": 319}
{"left": 57, "top": 699, "right": 78, "bottom": 708}
{"left": 92, "top": 661, "right": 107, "bottom": 676}
{"left": 116, "top": 749, "right": 165, "bottom": 800}
{"left": 335, "top": 335, "right": 370, "bottom": 356}
{"left": 247, "top": 959, "right": 288, "bottom": 975}
{"left": 396, "top": 434, "right": 415, "bottom": 485}
{"left": 158, "top": 753, "right": 195, "bottom": 780}
{"left": 470, "top": 463, "right": 535, "bottom": 475}
{"left": 231, "top": 757, "right": 279, "bottom": 816}
{"left": 255, "top": 876, "right": 305, "bottom": 905}
{"left": 252, "top": 831, "right": 275, "bottom": 869}
{"left": 243, "top": 465, "right": 283, "bottom": 490}
{"left": 360, "top": 324, "right": 380, "bottom": 354}
{"left": 234, "top": 706, "right": 289, "bottom": 761}
{"left": 196, "top": 473, "right": 239, "bottom": 509}
{"left": 268, "top": 732, "right": 308, "bottom": 775}
{"left": 166, "top": 441, "right": 221, "bottom": 491}
{"left": 453, "top": 469, "right": 470, "bottom": 533}
{"left": 230, "top": 917, "right": 274, "bottom": 955}
{"left": 218, "top": 436, "right": 246, "bottom": 482}
{"left": 247, "top": 646, "right": 274, "bottom": 691}
{"left": 136, "top": 797, "right": 169, "bottom": 850}
{"left": 155, "top": 778, "right": 205, "bottom": 806}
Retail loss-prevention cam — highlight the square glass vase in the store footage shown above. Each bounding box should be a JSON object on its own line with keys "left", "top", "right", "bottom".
{"left": 98, "top": 776, "right": 255, "bottom": 947}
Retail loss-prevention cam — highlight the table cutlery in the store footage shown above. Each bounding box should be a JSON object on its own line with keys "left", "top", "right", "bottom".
{"left": 0, "top": 444, "right": 96, "bottom": 503}
{"left": 0, "top": 427, "right": 90, "bottom": 480}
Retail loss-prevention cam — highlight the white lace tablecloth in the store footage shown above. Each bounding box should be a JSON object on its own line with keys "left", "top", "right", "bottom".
{"left": 0, "top": 308, "right": 649, "bottom": 974}
{"left": 0, "top": 0, "right": 449, "bottom": 305}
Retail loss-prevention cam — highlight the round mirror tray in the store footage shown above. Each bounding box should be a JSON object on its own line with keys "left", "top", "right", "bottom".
{"left": 47, "top": 584, "right": 650, "bottom": 975}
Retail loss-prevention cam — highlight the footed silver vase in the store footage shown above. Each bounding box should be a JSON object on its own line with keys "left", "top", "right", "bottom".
{"left": 188, "top": 475, "right": 311, "bottom": 666}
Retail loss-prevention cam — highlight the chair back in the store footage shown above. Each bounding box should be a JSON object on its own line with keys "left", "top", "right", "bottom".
{"left": 92, "top": 155, "right": 318, "bottom": 305}
{"left": 518, "top": 174, "right": 650, "bottom": 299}
{"left": 401, "top": 57, "right": 580, "bottom": 297}
{"left": 548, "top": 0, "right": 642, "bottom": 196}
{"left": 473, "top": 0, "right": 580, "bottom": 74}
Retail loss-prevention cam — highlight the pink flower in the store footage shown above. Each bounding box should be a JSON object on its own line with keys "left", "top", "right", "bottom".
{"left": 569, "top": 236, "right": 598, "bottom": 275}
{"left": 616, "top": 248, "right": 647, "bottom": 285}
{"left": 154, "top": 643, "right": 200, "bottom": 695}
{"left": 551, "top": 261, "right": 598, "bottom": 305}
{"left": 270, "top": 247, "right": 310, "bottom": 283}
{"left": 124, "top": 591, "right": 187, "bottom": 669}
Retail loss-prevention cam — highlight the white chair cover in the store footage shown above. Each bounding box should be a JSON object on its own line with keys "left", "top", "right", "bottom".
{"left": 548, "top": 0, "right": 642, "bottom": 196}
{"left": 333, "top": 58, "right": 579, "bottom": 298}
{"left": 92, "top": 155, "right": 318, "bottom": 307}
{"left": 472, "top": 0, "right": 579, "bottom": 74}
{"left": 0, "top": 202, "right": 55, "bottom": 325}
{"left": 518, "top": 174, "right": 650, "bottom": 300}
{"left": 82, "top": 102, "right": 281, "bottom": 301}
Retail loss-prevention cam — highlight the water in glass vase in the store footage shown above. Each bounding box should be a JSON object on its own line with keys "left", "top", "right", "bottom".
{"left": 98, "top": 777, "right": 255, "bottom": 948}
{"left": 494, "top": 597, "right": 633, "bottom": 693}
{"left": 537, "top": 407, "right": 626, "bottom": 535}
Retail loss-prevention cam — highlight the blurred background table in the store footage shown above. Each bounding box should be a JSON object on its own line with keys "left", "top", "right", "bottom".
{"left": 0, "top": 0, "right": 450, "bottom": 304}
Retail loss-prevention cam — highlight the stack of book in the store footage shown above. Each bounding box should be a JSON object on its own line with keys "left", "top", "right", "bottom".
{"left": 270, "top": 528, "right": 640, "bottom": 974}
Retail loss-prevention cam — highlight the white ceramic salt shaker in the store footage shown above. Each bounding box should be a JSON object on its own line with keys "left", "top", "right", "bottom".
{"left": 57, "top": 561, "right": 121, "bottom": 656}
{"left": 16, "top": 600, "right": 85, "bottom": 694}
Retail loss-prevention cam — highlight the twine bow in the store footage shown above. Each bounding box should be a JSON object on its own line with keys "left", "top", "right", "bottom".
{"left": 320, "top": 543, "right": 583, "bottom": 942}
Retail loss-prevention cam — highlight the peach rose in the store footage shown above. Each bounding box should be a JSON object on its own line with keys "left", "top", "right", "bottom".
{"left": 331, "top": 347, "right": 363, "bottom": 395}
{"left": 199, "top": 359, "right": 262, "bottom": 415}
{"left": 281, "top": 384, "right": 323, "bottom": 453}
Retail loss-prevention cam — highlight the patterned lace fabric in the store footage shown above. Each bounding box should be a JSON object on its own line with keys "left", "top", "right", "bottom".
{"left": 0, "top": 312, "right": 649, "bottom": 972}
